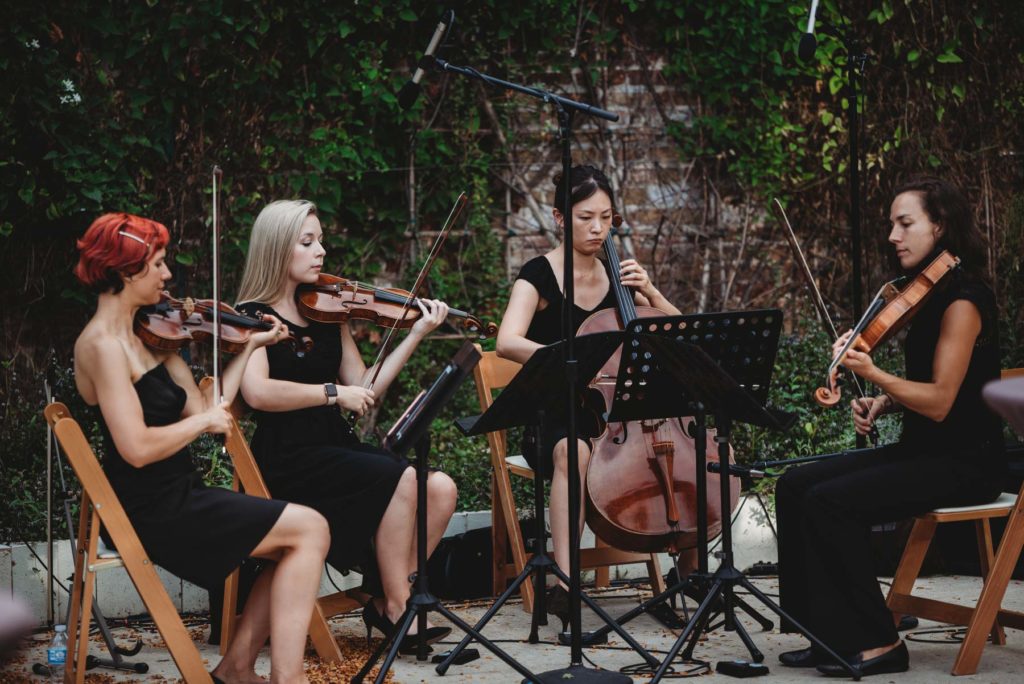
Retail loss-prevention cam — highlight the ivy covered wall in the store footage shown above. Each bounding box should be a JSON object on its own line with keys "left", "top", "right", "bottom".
{"left": 2, "top": 1, "right": 1023, "bottom": 538}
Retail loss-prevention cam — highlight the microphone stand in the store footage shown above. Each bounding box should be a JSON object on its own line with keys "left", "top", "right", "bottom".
{"left": 811, "top": 19, "right": 870, "bottom": 447}
{"left": 429, "top": 57, "right": 630, "bottom": 683}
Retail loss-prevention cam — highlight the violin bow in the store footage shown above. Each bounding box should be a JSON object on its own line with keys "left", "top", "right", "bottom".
{"left": 212, "top": 165, "right": 224, "bottom": 404}
{"left": 360, "top": 191, "right": 469, "bottom": 394}
{"left": 772, "top": 198, "right": 839, "bottom": 339}
{"left": 771, "top": 198, "right": 880, "bottom": 444}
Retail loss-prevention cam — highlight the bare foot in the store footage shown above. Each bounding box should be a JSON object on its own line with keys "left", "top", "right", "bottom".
{"left": 211, "top": 664, "right": 267, "bottom": 684}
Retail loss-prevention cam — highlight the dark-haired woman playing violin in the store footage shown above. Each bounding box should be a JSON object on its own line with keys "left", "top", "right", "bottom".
{"left": 73, "top": 213, "right": 327, "bottom": 684}
{"left": 496, "top": 165, "right": 686, "bottom": 629}
{"left": 777, "top": 178, "right": 1005, "bottom": 677}
{"left": 236, "top": 200, "right": 456, "bottom": 650}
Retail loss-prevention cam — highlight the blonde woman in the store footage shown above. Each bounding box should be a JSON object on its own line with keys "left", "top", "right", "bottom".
{"left": 236, "top": 200, "right": 456, "bottom": 650}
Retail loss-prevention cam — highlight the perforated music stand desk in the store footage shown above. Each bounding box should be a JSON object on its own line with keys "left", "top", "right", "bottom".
{"left": 457, "top": 332, "right": 620, "bottom": 435}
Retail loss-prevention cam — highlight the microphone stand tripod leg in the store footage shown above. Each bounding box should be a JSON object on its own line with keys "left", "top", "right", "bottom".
{"left": 431, "top": 602, "right": 544, "bottom": 682}
{"left": 731, "top": 592, "right": 775, "bottom": 631}
{"left": 730, "top": 614, "right": 765, "bottom": 663}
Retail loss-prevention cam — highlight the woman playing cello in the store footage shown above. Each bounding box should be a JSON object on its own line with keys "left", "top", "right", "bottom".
{"left": 777, "top": 177, "right": 1005, "bottom": 676}
{"left": 495, "top": 165, "right": 684, "bottom": 628}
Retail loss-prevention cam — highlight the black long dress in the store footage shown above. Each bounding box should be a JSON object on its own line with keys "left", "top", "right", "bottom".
{"left": 776, "top": 265, "right": 1005, "bottom": 655}
{"left": 513, "top": 255, "right": 617, "bottom": 476}
{"left": 236, "top": 302, "right": 407, "bottom": 573}
{"left": 97, "top": 363, "right": 286, "bottom": 590}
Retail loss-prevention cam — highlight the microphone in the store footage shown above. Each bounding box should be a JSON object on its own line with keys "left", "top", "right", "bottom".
{"left": 398, "top": 9, "right": 454, "bottom": 110}
{"left": 798, "top": 0, "right": 820, "bottom": 62}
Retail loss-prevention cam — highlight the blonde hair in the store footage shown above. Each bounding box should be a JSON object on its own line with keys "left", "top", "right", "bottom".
{"left": 236, "top": 199, "right": 317, "bottom": 305}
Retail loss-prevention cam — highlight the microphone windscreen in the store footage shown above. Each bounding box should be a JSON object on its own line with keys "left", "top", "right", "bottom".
{"left": 798, "top": 32, "right": 817, "bottom": 62}
{"left": 397, "top": 81, "right": 420, "bottom": 110}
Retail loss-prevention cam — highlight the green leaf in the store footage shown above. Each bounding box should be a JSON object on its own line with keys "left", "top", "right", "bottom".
{"left": 399, "top": 9, "right": 417, "bottom": 22}
{"left": 175, "top": 251, "right": 195, "bottom": 266}
{"left": 937, "top": 51, "right": 963, "bottom": 64}
{"left": 907, "top": 50, "right": 920, "bottom": 63}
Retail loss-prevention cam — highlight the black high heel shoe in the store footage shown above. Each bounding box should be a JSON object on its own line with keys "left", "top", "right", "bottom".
{"left": 545, "top": 585, "right": 571, "bottom": 632}
{"left": 361, "top": 601, "right": 451, "bottom": 654}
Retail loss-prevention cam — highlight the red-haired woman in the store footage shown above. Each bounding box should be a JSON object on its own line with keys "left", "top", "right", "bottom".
{"left": 73, "top": 213, "right": 326, "bottom": 684}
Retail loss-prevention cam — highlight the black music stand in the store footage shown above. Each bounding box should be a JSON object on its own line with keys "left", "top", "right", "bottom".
{"left": 623, "top": 330, "right": 859, "bottom": 681}
{"left": 570, "top": 311, "right": 783, "bottom": 653}
{"left": 435, "top": 333, "right": 661, "bottom": 681}
{"left": 352, "top": 342, "right": 541, "bottom": 684}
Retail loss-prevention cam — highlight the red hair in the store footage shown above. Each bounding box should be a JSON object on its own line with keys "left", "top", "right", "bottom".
{"left": 74, "top": 213, "right": 170, "bottom": 293}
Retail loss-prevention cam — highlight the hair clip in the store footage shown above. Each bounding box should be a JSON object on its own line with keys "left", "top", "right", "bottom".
{"left": 118, "top": 230, "right": 147, "bottom": 246}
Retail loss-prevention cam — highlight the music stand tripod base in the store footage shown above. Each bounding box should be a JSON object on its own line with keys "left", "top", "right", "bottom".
{"left": 436, "top": 335, "right": 659, "bottom": 677}
{"left": 352, "top": 343, "right": 542, "bottom": 684}
{"left": 632, "top": 332, "right": 859, "bottom": 681}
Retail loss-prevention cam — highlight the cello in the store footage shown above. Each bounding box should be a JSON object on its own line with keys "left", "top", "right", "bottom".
{"left": 580, "top": 228, "right": 739, "bottom": 554}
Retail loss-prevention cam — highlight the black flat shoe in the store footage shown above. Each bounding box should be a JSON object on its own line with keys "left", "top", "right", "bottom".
{"left": 778, "top": 646, "right": 822, "bottom": 668}
{"left": 817, "top": 641, "right": 909, "bottom": 677}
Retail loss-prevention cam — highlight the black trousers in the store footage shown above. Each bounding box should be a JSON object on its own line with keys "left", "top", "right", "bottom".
{"left": 776, "top": 443, "right": 1002, "bottom": 654}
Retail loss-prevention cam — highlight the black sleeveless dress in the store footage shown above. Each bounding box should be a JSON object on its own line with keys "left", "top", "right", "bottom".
{"left": 514, "top": 255, "right": 617, "bottom": 476}
{"left": 97, "top": 364, "right": 286, "bottom": 590}
{"left": 236, "top": 302, "right": 407, "bottom": 573}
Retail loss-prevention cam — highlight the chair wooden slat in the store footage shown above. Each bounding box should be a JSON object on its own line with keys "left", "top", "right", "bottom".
{"left": 885, "top": 367, "right": 1024, "bottom": 674}
{"left": 45, "top": 402, "right": 212, "bottom": 684}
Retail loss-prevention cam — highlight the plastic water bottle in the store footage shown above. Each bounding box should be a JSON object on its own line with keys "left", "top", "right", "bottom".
{"left": 47, "top": 624, "right": 67, "bottom": 680}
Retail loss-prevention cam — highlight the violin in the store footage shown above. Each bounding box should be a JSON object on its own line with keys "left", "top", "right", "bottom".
{"left": 135, "top": 292, "right": 312, "bottom": 355}
{"left": 815, "top": 250, "right": 960, "bottom": 407}
{"left": 296, "top": 273, "right": 498, "bottom": 338}
{"left": 580, "top": 226, "right": 739, "bottom": 554}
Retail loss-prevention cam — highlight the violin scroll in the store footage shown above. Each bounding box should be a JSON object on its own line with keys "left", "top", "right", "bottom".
{"left": 136, "top": 292, "right": 313, "bottom": 356}
{"left": 458, "top": 314, "right": 498, "bottom": 338}
{"left": 814, "top": 372, "right": 842, "bottom": 407}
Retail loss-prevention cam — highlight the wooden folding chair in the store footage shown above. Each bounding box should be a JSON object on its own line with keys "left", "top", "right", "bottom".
{"left": 203, "top": 378, "right": 365, "bottom": 664}
{"left": 474, "top": 346, "right": 665, "bottom": 613}
{"left": 44, "top": 402, "right": 212, "bottom": 684}
{"left": 885, "top": 367, "right": 1024, "bottom": 675}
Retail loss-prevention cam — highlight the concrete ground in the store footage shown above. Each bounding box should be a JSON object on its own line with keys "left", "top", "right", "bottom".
{"left": 3, "top": 575, "right": 1022, "bottom": 683}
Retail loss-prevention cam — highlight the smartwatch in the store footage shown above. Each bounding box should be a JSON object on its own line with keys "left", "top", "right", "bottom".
{"left": 324, "top": 383, "right": 338, "bottom": 406}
